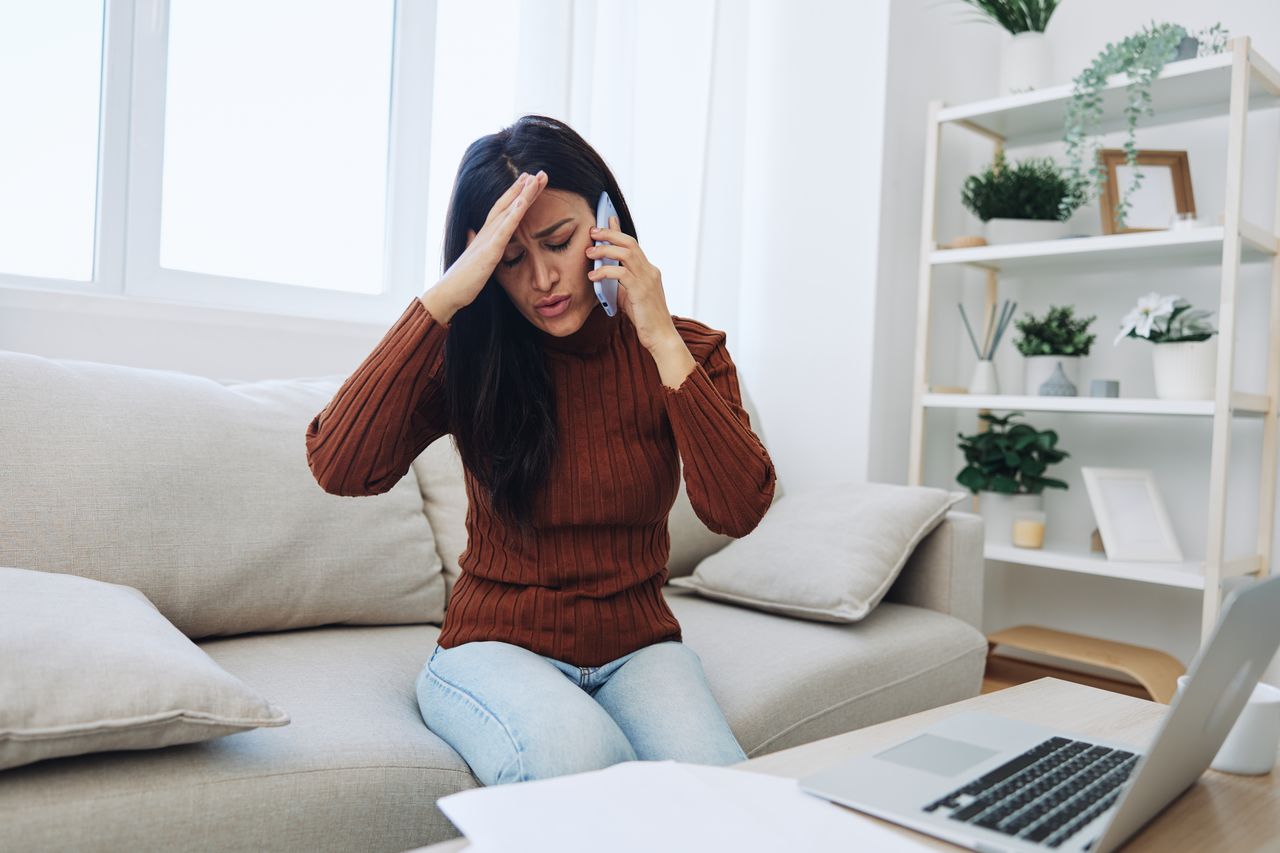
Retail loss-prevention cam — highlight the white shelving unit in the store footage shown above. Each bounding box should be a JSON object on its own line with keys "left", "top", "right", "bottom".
{"left": 907, "top": 37, "right": 1280, "bottom": 649}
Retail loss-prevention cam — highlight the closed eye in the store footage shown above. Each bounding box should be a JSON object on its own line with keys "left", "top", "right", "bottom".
{"left": 501, "top": 237, "right": 573, "bottom": 268}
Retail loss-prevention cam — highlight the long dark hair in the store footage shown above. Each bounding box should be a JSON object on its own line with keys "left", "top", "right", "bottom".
{"left": 440, "top": 114, "right": 638, "bottom": 533}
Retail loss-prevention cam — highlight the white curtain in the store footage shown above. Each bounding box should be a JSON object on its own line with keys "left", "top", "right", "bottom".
{"left": 425, "top": 0, "right": 737, "bottom": 332}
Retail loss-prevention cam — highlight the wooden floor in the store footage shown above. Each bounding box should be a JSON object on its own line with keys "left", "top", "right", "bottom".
{"left": 983, "top": 654, "right": 1154, "bottom": 701}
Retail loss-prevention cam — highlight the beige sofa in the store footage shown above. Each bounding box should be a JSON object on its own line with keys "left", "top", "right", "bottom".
{"left": 0, "top": 349, "right": 986, "bottom": 852}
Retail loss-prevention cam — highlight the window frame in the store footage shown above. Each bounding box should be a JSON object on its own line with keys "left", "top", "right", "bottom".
{"left": 0, "top": 0, "right": 438, "bottom": 326}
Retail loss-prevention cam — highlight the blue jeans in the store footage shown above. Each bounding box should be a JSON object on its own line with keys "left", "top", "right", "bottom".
{"left": 415, "top": 639, "right": 747, "bottom": 786}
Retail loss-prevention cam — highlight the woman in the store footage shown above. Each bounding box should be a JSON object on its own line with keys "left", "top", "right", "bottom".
{"left": 305, "top": 114, "right": 777, "bottom": 787}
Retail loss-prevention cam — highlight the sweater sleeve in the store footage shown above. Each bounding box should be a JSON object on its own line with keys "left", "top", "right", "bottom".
{"left": 305, "top": 296, "right": 450, "bottom": 496}
{"left": 659, "top": 332, "right": 777, "bottom": 537}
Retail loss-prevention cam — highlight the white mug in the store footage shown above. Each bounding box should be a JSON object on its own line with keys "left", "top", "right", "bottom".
{"left": 1176, "top": 674, "right": 1280, "bottom": 775}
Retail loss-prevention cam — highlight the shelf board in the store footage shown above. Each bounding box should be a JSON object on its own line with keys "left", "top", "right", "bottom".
{"left": 930, "top": 225, "right": 1276, "bottom": 275}
{"left": 937, "top": 49, "right": 1280, "bottom": 146}
{"left": 984, "top": 543, "right": 1206, "bottom": 589}
{"left": 923, "top": 392, "right": 1270, "bottom": 417}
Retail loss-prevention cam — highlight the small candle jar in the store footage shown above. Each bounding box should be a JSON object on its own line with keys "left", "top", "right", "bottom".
{"left": 1012, "top": 510, "right": 1046, "bottom": 549}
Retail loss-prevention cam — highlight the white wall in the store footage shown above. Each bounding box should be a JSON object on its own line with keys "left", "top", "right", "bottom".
{"left": 736, "top": 0, "right": 891, "bottom": 488}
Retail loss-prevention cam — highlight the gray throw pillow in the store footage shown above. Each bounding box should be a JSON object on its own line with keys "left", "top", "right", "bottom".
{"left": 0, "top": 567, "right": 289, "bottom": 772}
{"left": 668, "top": 482, "right": 964, "bottom": 622}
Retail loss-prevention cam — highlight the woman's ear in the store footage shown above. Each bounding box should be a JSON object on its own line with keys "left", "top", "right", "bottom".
{"left": 465, "top": 228, "right": 477, "bottom": 248}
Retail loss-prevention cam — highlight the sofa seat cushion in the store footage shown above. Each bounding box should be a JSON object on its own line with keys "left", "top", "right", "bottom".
{"left": 664, "top": 586, "right": 988, "bottom": 756}
{"left": 0, "top": 593, "right": 986, "bottom": 852}
{"left": 0, "top": 624, "right": 468, "bottom": 853}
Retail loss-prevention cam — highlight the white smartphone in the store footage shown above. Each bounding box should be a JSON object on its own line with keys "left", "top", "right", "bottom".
{"left": 594, "top": 191, "right": 621, "bottom": 316}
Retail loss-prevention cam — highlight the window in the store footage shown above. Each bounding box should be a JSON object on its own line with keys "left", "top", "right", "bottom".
{"left": 0, "top": 0, "right": 106, "bottom": 282}
{"left": 159, "top": 0, "right": 395, "bottom": 294}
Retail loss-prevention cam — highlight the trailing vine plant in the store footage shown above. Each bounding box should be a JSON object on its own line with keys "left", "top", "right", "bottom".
{"left": 1061, "top": 21, "right": 1228, "bottom": 229}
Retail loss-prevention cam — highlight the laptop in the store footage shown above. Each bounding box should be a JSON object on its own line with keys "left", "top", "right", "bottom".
{"left": 797, "top": 575, "right": 1280, "bottom": 853}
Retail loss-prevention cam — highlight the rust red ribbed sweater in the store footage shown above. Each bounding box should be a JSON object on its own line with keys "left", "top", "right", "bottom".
{"left": 305, "top": 294, "right": 776, "bottom": 666}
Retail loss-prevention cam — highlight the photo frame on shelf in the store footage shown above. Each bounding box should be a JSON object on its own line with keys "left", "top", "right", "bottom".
{"left": 1081, "top": 467, "right": 1184, "bottom": 562}
{"left": 1098, "top": 148, "right": 1196, "bottom": 235}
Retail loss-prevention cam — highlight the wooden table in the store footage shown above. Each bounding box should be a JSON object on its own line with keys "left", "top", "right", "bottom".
{"left": 406, "top": 678, "right": 1280, "bottom": 852}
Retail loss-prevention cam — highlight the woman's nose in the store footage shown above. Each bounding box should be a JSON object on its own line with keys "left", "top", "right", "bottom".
{"left": 527, "top": 253, "right": 556, "bottom": 289}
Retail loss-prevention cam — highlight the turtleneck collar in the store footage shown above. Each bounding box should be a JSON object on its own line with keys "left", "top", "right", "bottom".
{"left": 533, "top": 299, "right": 623, "bottom": 356}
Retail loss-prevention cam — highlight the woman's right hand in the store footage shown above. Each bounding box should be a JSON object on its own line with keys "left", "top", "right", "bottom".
{"left": 430, "top": 170, "right": 548, "bottom": 314}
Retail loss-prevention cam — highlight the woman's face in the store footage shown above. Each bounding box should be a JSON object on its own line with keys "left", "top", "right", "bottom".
{"left": 493, "top": 188, "right": 598, "bottom": 335}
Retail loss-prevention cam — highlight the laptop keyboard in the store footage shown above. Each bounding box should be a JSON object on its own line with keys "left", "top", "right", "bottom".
{"left": 922, "top": 736, "right": 1139, "bottom": 848}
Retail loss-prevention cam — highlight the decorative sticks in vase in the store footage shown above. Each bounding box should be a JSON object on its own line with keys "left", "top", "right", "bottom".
{"left": 959, "top": 299, "right": 1016, "bottom": 394}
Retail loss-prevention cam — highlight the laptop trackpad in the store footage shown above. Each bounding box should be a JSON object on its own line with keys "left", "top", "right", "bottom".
{"left": 874, "top": 734, "right": 1000, "bottom": 777}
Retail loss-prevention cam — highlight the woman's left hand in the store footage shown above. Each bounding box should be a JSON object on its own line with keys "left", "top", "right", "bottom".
{"left": 586, "top": 216, "right": 679, "bottom": 352}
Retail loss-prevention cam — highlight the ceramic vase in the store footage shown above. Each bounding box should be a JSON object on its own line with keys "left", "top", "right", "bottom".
{"left": 968, "top": 360, "right": 999, "bottom": 395}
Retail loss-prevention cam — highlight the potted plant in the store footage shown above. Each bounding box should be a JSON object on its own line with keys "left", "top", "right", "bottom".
{"left": 1114, "top": 293, "right": 1218, "bottom": 399}
{"left": 962, "top": 151, "right": 1084, "bottom": 244}
{"left": 1014, "top": 305, "right": 1097, "bottom": 395}
{"left": 956, "top": 0, "right": 1063, "bottom": 93}
{"left": 957, "top": 412, "right": 1070, "bottom": 544}
{"left": 1061, "top": 22, "right": 1229, "bottom": 228}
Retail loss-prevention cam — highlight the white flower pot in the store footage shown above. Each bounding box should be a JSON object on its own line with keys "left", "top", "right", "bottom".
{"left": 1152, "top": 339, "right": 1217, "bottom": 400}
{"left": 985, "top": 217, "right": 1069, "bottom": 245}
{"left": 979, "top": 491, "right": 1044, "bottom": 545}
{"left": 1023, "top": 355, "right": 1081, "bottom": 396}
{"left": 1000, "top": 31, "right": 1052, "bottom": 93}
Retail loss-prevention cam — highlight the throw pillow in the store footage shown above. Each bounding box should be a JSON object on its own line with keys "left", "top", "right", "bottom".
{"left": 0, "top": 351, "right": 445, "bottom": 639}
{"left": 667, "top": 481, "right": 963, "bottom": 622}
{"left": 0, "top": 566, "right": 289, "bottom": 772}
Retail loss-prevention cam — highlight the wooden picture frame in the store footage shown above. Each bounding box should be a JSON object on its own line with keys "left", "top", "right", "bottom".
{"left": 1081, "top": 467, "right": 1184, "bottom": 563}
{"left": 1098, "top": 149, "right": 1196, "bottom": 235}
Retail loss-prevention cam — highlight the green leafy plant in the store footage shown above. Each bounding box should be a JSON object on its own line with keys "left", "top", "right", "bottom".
{"left": 1014, "top": 305, "right": 1097, "bottom": 356}
{"left": 954, "top": 0, "right": 1063, "bottom": 34}
{"left": 1114, "top": 293, "right": 1217, "bottom": 345}
{"left": 956, "top": 412, "right": 1070, "bottom": 495}
{"left": 1062, "top": 21, "right": 1229, "bottom": 228}
{"left": 962, "top": 151, "right": 1084, "bottom": 222}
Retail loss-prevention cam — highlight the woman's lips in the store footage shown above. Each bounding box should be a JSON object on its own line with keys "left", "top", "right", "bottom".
{"left": 536, "top": 295, "right": 571, "bottom": 317}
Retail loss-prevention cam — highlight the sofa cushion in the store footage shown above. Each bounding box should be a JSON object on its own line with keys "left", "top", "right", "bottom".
{"left": 0, "top": 623, "right": 468, "bottom": 853}
{"left": 668, "top": 482, "right": 963, "bottom": 622}
{"left": 0, "top": 566, "right": 289, "bottom": 772}
{"left": 0, "top": 352, "right": 445, "bottom": 638}
{"left": 0, "top": 592, "right": 985, "bottom": 852}
{"left": 665, "top": 586, "right": 988, "bottom": 754}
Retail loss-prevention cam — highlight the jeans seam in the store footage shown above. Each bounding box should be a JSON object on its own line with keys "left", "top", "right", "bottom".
{"left": 425, "top": 658, "right": 527, "bottom": 783}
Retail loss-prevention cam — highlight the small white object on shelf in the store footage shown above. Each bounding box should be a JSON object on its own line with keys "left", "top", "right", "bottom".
{"left": 1000, "top": 31, "right": 1052, "bottom": 95}
{"left": 1152, "top": 339, "right": 1218, "bottom": 399}
{"left": 967, "top": 360, "right": 999, "bottom": 394}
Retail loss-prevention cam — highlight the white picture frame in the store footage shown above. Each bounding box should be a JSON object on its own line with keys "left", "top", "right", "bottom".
{"left": 1081, "top": 467, "right": 1184, "bottom": 563}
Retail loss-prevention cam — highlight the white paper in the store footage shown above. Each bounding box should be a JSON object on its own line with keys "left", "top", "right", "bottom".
{"left": 435, "top": 759, "right": 933, "bottom": 853}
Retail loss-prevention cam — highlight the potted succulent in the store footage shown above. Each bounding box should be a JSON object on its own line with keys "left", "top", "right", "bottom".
{"left": 961, "top": 151, "right": 1085, "bottom": 244}
{"left": 956, "top": 0, "right": 1064, "bottom": 93}
{"left": 1114, "top": 293, "right": 1218, "bottom": 399}
{"left": 957, "top": 412, "right": 1070, "bottom": 544}
{"left": 1014, "top": 305, "right": 1097, "bottom": 395}
{"left": 1061, "top": 22, "right": 1229, "bottom": 228}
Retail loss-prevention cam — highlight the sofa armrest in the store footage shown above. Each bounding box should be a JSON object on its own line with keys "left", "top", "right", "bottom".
{"left": 884, "top": 511, "right": 983, "bottom": 630}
